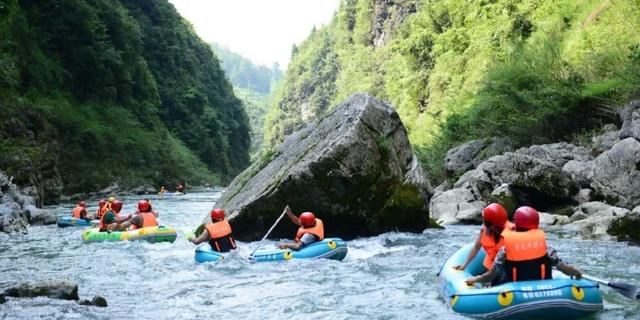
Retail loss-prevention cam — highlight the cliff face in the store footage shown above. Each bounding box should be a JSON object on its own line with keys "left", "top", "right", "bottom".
{"left": 0, "top": 0, "right": 251, "bottom": 202}
{"left": 265, "top": 0, "right": 640, "bottom": 186}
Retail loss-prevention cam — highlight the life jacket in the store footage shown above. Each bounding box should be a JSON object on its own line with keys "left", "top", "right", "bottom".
{"left": 295, "top": 219, "right": 325, "bottom": 242}
{"left": 205, "top": 219, "right": 236, "bottom": 253}
{"left": 71, "top": 206, "right": 85, "bottom": 219}
{"left": 502, "top": 229, "right": 552, "bottom": 282}
{"left": 98, "top": 210, "right": 119, "bottom": 231}
{"left": 98, "top": 203, "right": 111, "bottom": 219}
{"left": 480, "top": 221, "right": 515, "bottom": 269}
{"left": 129, "top": 212, "right": 158, "bottom": 230}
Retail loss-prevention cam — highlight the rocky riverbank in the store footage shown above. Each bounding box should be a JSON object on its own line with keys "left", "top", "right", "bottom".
{"left": 430, "top": 100, "right": 640, "bottom": 241}
{"left": 0, "top": 171, "right": 55, "bottom": 233}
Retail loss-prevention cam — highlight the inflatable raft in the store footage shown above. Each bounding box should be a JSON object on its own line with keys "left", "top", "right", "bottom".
{"left": 438, "top": 243, "right": 603, "bottom": 319}
{"left": 82, "top": 226, "right": 177, "bottom": 243}
{"left": 57, "top": 216, "right": 98, "bottom": 228}
{"left": 250, "top": 238, "right": 348, "bottom": 263}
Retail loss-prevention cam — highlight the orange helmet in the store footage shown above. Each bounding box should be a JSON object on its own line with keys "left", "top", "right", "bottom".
{"left": 299, "top": 212, "right": 316, "bottom": 228}
{"left": 482, "top": 203, "right": 508, "bottom": 227}
{"left": 210, "top": 208, "right": 225, "bottom": 221}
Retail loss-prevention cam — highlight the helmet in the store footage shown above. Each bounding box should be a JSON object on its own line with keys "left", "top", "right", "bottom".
{"left": 514, "top": 206, "right": 539, "bottom": 230}
{"left": 108, "top": 196, "right": 116, "bottom": 203}
{"left": 78, "top": 201, "right": 86, "bottom": 208}
{"left": 210, "top": 208, "right": 225, "bottom": 221}
{"left": 99, "top": 199, "right": 106, "bottom": 208}
{"left": 112, "top": 200, "right": 123, "bottom": 213}
{"left": 299, "top": 212, "right": 316, "bottom": 228}
{"left": 482, "top": 203, "right": 508, "bottom": 227}
{"left": 137, "top": 200, "right": 151, "bottom": 212}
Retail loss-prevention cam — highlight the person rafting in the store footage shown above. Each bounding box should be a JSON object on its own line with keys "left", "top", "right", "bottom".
{"left": 465, "top": 206, "right": 582, "bottom": 286}
{"left": 454, "top": 203, "right": 515, "bottom": 273}
{"left": 95, "top": 199, "right": 107, "bottom": 219}
{"left": 99, "top": 200, "right": 130, "bottom": 232}
{"left": 188, "top": 208, "right": 236, "bottom": 253}
{"left": 176, "top": 182, "right": 184, "bottom": 193}
{"left": 99, "top": 196, "right": 117, "bottom": 218}
{"left": 277, "top": 205, "right": 324, "bottom": 251}
{"left": 71, "top": 200, "right": 90, "bottom": 220}
{"left": 159, "top": 186, "right": 167, "bottom": 195}
{"left": 119, "top": 200, "right": 158, "bottom": 230}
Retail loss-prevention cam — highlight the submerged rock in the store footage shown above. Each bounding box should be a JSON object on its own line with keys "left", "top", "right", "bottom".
{"left": 216, "top": 94, "right": 433, "bottom": 240}
{"left": 2, "top": 281, "right": 79, "bottom": 301}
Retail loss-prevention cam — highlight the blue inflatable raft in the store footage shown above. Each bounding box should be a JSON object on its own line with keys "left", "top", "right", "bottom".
{"left": 438, "top": 243, "right": 603, "bottom": 319}
{"left": 57, "top": 216, "right": 98, "bottom": 228}
{"left": 194, "top": 238, "right": 348, "bottom": 263}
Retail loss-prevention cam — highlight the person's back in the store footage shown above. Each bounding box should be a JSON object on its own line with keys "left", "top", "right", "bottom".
{"left": 188, "top": 208, "right": 236, "bottom": 252}
{"left": 502, "top": 226, "right": 552, "bottom": 282}
{"left": 71, "top": 201, "right": 87, "bottom": 219}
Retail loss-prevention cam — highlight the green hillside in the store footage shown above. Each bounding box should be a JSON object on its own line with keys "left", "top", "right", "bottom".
{"left": 265, "top": 0, "right": 640, "bottom": 184}
{"left": 211, "top": 43, "right": 282, "bottom": 158}
{"left": 0, "top": 0, "right": 250, "bottom": 202}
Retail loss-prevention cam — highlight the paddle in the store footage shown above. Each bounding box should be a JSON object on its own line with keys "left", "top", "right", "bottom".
{"left": 249, "top": 205, "right": 289, "bottom": 258}
{"left": 582, "top": 274, "right": 640, "bottom": 299}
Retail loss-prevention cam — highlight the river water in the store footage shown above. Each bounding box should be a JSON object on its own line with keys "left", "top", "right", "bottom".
{"left": 0, "top": 191, "right": 638, "bottom": 319}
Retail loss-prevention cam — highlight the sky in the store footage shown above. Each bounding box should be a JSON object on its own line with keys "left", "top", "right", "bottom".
{"left": 169, "top": 0, "right": 341, "bottom": 69}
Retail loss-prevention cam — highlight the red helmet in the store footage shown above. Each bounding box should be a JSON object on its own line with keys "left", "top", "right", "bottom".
{"left": 299, "top": 212, "right": 316, "bottom": 228}
{"left": 210, "top": 208, "right": 225, "bottom": 221}
{"left": 137, "top": 200, "right": 150, "bottom": 212}
{"left": 482, "top": 203, "right": 508, "bottom": 227}
{"left": 98, "top": 199, "right": 106, "bottom": 208}
{"left": 112, "top": 200, "right": 123, "bottom": 213}
{"left": 78, "top": 201, "right": 86, "bottom": 208}
{"left": 514, "top": 206, "right": 539, "bottom": 230}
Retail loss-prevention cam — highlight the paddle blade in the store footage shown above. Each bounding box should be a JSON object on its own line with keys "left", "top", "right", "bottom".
{"left": 608, "top": 281, "right": 640, "bottom": 299}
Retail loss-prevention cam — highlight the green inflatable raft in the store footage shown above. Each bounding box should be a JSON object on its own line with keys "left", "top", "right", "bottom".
{"left": 82, "top": 226, "right": 177, "bottom": 243}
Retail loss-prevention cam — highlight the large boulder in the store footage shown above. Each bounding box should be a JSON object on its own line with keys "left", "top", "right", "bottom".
{"left": 0, "top": 171, "right": 55, "bottom": 232}
{"left": 429, "top": 188, "right": 484, "bottom": 225}
{"left": 608, "top": 205, "right": 640, "bottom": 241}
{"left": 454, "top": 152, "right": 579, "bottom": 202}
{"left": 617, "top": 100, "right": 640, "bottom": 140}
{"left": 216, "top": 94, "right": 433, "bottom": 240}
{"left": 588, "top": 138, "right": 640, "bottom": 208}
{"left": 564, "top": 202, "right": 630, "bottom": 237}
{"left": 444, "top": 138, "right": 512, "bottom": 176}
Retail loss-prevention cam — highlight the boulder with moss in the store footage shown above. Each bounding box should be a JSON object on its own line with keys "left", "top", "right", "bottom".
{"left": 216, "top": 94, "right": 433, "bottom": 240}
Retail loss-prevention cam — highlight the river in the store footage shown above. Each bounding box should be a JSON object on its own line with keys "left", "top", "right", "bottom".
{"left": 0, "top": 191, "right": 638, "bottom": 319}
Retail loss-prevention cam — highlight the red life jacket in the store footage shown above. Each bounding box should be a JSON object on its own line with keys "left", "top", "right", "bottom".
{"left": 295, "top": 219, "right": 324, "bottom": 242}
{"left": 205, "top": 220, "right": 236, "bottom": 252}
{"left": 503, "top": 229, "right": 551, "bottom": 282}
{"left": 71, "top": 206, "right": 85, "bottom": 219}
{"left": 480, "top": 221, "right": 515, "bottom": 269}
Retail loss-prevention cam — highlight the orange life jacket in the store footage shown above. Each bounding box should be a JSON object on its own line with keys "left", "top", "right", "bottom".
{"left": 98, "top": 203, "right": 111, "bottom": 219}
{"left": 71, "top": 206, "right": 85, "bottom": 219}
{"left": 205, "top": 220, "right": 236, "bottom": 252}
{"left": 503, "top": 229, "right": 551, "bottom": 282}
{"left": 141, "top": 212, "right": 158, "bottom": 228}
{"left": 295, "top": 219, "right": 325, "bottom": 242}
{"left": 480, "top": 221, "right": 515, "bottom": 269}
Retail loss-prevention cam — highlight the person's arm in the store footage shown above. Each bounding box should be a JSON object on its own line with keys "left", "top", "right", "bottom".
{"left": 278, "top": 241, "right": 303, "bottom": 250}
{"left": 189, "top": 229, "right": 210, "bottom": 245}
{"left": 284, "top": 205, "right": 301, "bottom": 227}
{"left": 454, "top": 230, "right": 483, "bottom": 270}
{"left": 556, "top": 262, "right": 582, "bottom": 279}
{"left": 465, "top": 248, "right": 505, "bottom": 285}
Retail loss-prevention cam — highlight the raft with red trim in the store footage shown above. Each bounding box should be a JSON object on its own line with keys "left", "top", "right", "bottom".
{"left": 437, "top": 243, "right": 603, "bottom": 319}
{"left": 81, "top": 226, "right": 177, "bottom": 243}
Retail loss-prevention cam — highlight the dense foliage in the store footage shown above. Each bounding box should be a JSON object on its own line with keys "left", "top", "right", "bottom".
{"left": 265, "top": 0, "right": 640, "bottom": 185}
{"left": 210, "top": 43, "right": 282, "bottom": 157}
{"left": 0, "top": 0, "right": 250, "bottom": 200}
{"left": 211, "top": 42, "right": 283, "bottom": 94}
